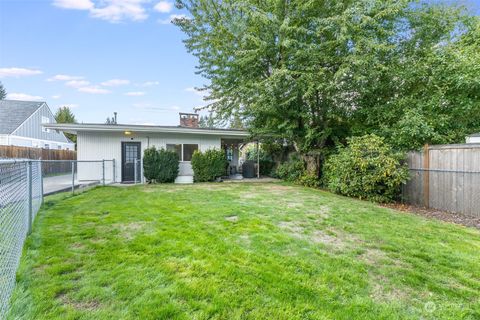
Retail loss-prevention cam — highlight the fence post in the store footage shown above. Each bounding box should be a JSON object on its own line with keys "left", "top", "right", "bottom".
{"left": 71, "top": 161, "right": 75, "bottom": 195}
{"left": 39, "top": 162, "right": 44, "bottom": 204}
{"left": 27, "top": 161, "right": 33, "bottom": 234}
{"left": 112, "top": 159, "right": 116, "bottom": 183}
{"left": 140, "top": 158, "right": 144, "bottom": 184}
{"left": 134, "top": 158, "right": 138, "bottom": 184}
{"left": 423, "top": 144, "right": 430, "bottom": 208}
{"left": 102, "top": 160, "right": 105, "bottom": 186}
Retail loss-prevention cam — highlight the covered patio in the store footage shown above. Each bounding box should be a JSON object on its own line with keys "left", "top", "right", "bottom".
{"left": 221, "top": 138, "right": 261, "bottom": 180}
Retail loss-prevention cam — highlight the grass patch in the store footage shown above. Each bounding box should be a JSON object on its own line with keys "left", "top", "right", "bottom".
{"left": 8, "top": 183, "right": 480, "bottom": 319}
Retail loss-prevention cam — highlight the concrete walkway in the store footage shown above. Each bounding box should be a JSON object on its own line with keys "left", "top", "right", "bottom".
{"left": 43, "top": 174, "right": 99, "bottom": 195}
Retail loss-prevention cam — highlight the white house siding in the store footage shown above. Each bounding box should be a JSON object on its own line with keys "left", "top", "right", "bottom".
{"left": 77, "top": 131, "right": 221, "bottom": 181}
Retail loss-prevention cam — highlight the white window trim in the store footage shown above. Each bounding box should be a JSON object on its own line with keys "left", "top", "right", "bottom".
{"left": 166, "top": 143, "right": 198, "bottom": 162}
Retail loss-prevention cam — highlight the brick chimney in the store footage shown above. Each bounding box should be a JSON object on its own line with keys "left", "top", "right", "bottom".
{"left": 179, "top": 113, "right": 199, "bottom": 128}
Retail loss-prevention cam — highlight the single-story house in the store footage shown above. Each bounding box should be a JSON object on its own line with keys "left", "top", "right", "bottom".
{"left": 45, "top": 113, "right": 251, "bottom": 183}
{"left": 0, "top": 100, "right": 75, "bottom": 150}
{"left": 466, "top": 133, "right": 480, "bottom": 144}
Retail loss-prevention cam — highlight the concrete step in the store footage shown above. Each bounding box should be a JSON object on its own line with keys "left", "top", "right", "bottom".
{"left": 175, "top": 175, "right": 194, "bottom": 184}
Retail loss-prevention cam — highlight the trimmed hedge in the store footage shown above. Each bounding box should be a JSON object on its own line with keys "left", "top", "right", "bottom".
{"left": 191, "top": 149, "right": 227, "bottom": 182}
{"left": 143, "top": 147, "right": 179, "bottom": 183}
{"left": 323, "top": 134, "right": 409, "bottom": 203}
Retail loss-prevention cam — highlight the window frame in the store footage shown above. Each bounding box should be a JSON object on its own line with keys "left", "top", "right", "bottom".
{"left": 41, "top": 116, "right": 50, "bottom": 133}
{"left": 182, "top": 144, "right": 198, "bottom": 162}
{"left": 166, "top": 143, "right": 199, "bottom": 162}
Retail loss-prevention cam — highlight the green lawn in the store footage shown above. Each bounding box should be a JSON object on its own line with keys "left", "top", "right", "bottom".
{"left": 8, "top": 183, "right": 480, "bottom": 319}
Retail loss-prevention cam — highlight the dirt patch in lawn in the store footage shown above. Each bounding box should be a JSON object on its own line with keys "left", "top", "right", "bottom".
{"left": 225, "top": 215, "right": 239, "bottom": 222}
{"left": 383, "top": 203, "right": 480, "bottom": 230}
{"left": 70, "top": 242, "right": 86, "bottom": 250}
{"left": 58, "top": 293, "right": 101, "bottom": 311}
{"left": 370, "top": 275, "right": 410, "bottom": 303}
{"left": 310, "top": 230, "right": 347, "bottom": 249}
{"left": 113, "top": 222, "right": 150, "bottom": 240}
{"left": 278, "top": 221, "right": 305, "bottom": 237}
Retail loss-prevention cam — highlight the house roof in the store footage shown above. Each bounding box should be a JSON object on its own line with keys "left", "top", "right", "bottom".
{"left": 0, "top": 100, "right": 45, "bottom": 134}
{"left": 44, "top": 123, "right": 251, "bottom": 138}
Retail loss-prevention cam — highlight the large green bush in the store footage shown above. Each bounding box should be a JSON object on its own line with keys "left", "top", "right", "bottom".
{"left": 274, "top": 156, "right": 304, "bottom": 182}
{"left": 143, "top": 147, "right": 160, "bottom": 182}
{"left": 191, "top": 149, "right": 227, "bottom": 182}
{"left": 323, "top": 134, "right": 409, "bottom": 203}
{"left": 142, "top": 147, "right": 179, "bottom": 183}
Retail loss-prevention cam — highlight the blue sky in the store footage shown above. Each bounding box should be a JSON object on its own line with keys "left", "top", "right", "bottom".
{"left": 1, "top": 0, "right": 479, "bottom": 126}
{"left": 0, "top": 0, "right": 206, "bottom": 125}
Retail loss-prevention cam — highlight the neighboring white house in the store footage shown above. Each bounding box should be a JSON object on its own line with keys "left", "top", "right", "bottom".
{"left": 0, "top": 100, "right": 74, "bottom": 150}
{"left": 466, "top": 133, "right": 480, "bottom": 144}
{"left": 45, "top": 113, "right": 250, "bottom": 183}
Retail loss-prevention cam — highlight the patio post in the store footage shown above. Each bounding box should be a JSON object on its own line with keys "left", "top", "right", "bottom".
{"left": 256, "top": 140, "right": 260, "bottom": 179}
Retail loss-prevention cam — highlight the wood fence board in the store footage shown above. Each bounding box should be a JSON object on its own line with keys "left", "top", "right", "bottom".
{"left": 403, "top": 145, "right": 480, "bottom": 217}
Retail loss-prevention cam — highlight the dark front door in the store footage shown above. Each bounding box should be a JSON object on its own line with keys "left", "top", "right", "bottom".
{"left": 122, "top": 142, "right": 141, "bottom": 183}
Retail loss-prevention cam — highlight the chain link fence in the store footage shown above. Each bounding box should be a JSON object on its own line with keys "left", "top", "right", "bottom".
{"left": 0, "top": 159, "right": 115, "bottom": 319}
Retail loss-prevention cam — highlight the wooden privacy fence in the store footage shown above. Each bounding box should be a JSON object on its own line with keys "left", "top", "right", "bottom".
{"left": 402, "top": 144, "right": 480, "bottom": 217}
{"left": 0, "top": 145, "right": 76, "bottom": 176}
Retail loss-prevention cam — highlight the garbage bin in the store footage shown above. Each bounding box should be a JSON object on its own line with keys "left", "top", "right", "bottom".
{"left": 242, "top": 161, "right": 255, "bottom": 178}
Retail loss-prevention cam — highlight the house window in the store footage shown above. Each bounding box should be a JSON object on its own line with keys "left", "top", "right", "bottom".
{"left": 183, "top": 144, "right": 198, "bottom": 161}
{"left": 166, "top": 144, "right": 198, "bottom": 161}
{"left": 44, "top": 144, "right": 49, "bottom": 149}
{"left": 41, "top": 116, "right": 50, "bottom": 133}
{"left": 226, "top": 146, "right": 233, "bottom": 161}
{"left": 166, "top": 144, "right": 182, "bottom": 160}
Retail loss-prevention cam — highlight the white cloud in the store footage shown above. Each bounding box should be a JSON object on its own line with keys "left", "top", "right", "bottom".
{"left": 154, "top": 1, "right": 173, "bottom": 13}
{"left": 53, "top": 0, "right": 94, "bottom": 10}
{"left": 66, "top": 80, "right": 90, "bottom": 88}
{"left": 137, "top": 81, "right": 159, "bottom": 87}
{"left": 78, "top": 86, "right": 111, "bottom": 94}
{"left": 52, "top": 0, "right": 148, "bottom": 22}
{"left": 158, "top": 14, "right": 188, "bottom": 25}
{"left": 101, "top": 78, "right": 130, "bottom": 86}
{"left": 125, "top": 91, "right": 145, "bottom": 96}
{"left": 52, "top": 95, "right": 61, "bottom": 99}
{"left": 6, "top": 93, "right": 45, "bottom": 101}
{"left": 91, "top": 0, "right": 148, "bottom": 23}
{"left": 185, "top": 87, "right": 205, "bottom": 96}
{"left": 47, "top": 74, "right": 84, "bottom": 81}
{"left": 0, "top": 67, "right": 43, "bottom": 78}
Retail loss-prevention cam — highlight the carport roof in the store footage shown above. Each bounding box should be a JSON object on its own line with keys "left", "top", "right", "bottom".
{"left": 44, "top": 123, "right": 250, "bottom": 138}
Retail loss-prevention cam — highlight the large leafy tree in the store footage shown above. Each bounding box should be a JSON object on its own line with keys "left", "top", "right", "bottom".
{"left": 352, "top": 15, "right": 480, "bottom": 150}
{"left": 55, "top": 106, "right": 77, "bottom": 143}
{"left": 0, "top": 82, "right": 6, "bottom": 100}
{"left": 176, "top": 0, "right": 476, "bottom": 173}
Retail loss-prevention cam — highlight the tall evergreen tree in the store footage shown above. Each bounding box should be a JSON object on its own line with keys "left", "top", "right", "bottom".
{"left": 55, "top": 106, "right": 77, "bottom": 143}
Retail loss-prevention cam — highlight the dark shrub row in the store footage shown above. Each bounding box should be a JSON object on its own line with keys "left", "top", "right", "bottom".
{"left": 191, "top": 149, "right": 228, "bottom": 182}
{"left": 274, "top": 134, "right": 409, "bottom": 203}
{"left": 143, "top": 147, "right": 179, "bottom": 183}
